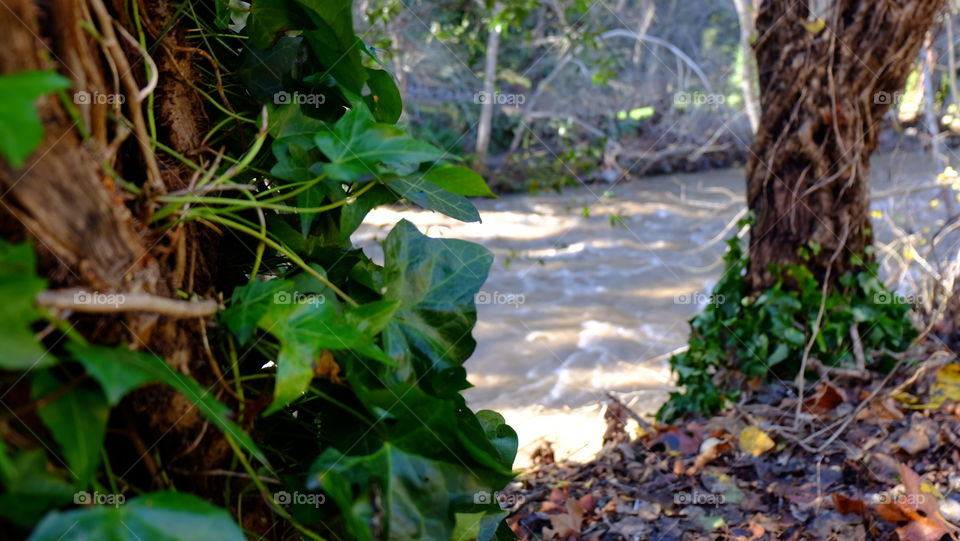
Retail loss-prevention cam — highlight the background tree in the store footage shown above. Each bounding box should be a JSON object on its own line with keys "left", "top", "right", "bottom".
{"left": 745, "top": 0, "right": 946, "bottom": 292}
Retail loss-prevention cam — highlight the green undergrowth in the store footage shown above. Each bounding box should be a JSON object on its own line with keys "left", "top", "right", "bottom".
{"left": 658, "top": 215, "right": 917, "bottom": 423}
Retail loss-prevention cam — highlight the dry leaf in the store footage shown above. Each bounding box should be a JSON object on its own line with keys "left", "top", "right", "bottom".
{"left": 738, "top": 426, "right": 775, "bottom": 457}
{"left": 895, "top": 425, "right": 931, "bottom": 456}
{"left": 833, "top": 493, "right": 869, "bottom": 517}
{"left": 313, "top": 349, "right": 342, "bottom": 384}
{"left": 687, "top": 434, "right": 732, "bottom": 474}
{"left": 874, "top": 464, "right": 958, "bottom": 541}
{"left": 931, "top": 364, "right": 960, "bottom": 407}
{"left": 804, "top": 381, "right": 846, "bottom": 415}
{"left": 543, "top": 498, "right": 585, "bottom": 538}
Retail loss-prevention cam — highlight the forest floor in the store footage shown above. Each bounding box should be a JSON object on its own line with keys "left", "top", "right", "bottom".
{"left": 501, "top": 340, "right": 960, "bottom": 541}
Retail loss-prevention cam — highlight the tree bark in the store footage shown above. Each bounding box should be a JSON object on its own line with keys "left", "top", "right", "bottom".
{"left": 474, "top": 3, "right": 502, "bottom": 171}
{"left": 732, "top": 0, "right": 760, "bottom": 133}
{"left": 746, "top": 0, "right": 946, "bottom": 292}
{"left": 0, "top": 0, "right": 231, "bottom": 491}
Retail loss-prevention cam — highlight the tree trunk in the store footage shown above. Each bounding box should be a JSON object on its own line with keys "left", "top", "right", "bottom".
{"left": 0, "top": 0, "right": 232, "bottom": 492}
{"left": 474, "top": 3, "right": 502, "bottom": 171}
{"left": 731, "top": 0, "right": 760, "bottom": 133}
{"left": 746, "top": 0, "right": 945, "bottom": 292}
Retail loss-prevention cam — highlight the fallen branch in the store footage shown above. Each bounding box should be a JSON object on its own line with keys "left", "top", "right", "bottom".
{"left": 605, "top": 392, "right": 654, "bottom": 432}
{"left": 806, "top": 357, "right": 871, "bottom": 381}
{"left": 37, "top": 289, "right": 219, "bottom": 318}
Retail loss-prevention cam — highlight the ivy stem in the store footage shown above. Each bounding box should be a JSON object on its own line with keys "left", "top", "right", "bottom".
{"left": 197, "top": 213, "right": 360, "bottom": 307}
{"left": 223, "top": 434, "right": 328, "bottom": 541}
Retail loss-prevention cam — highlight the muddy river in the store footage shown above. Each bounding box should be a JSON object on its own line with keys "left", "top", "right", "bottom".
{"left": 355, "top": 150, "right": 945, "bottom": 466}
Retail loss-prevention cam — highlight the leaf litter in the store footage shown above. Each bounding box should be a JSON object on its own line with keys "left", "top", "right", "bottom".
{"left": 499, "top": 345, "right": 960, "bottom": 540}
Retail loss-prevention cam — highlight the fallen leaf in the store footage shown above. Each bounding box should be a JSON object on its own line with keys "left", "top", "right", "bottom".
{"left": 875, "top": 502, "right": 912, "bottom": 523}
{"left": 931, "top": 364, "right": 960, "bottom": 407}
{"left": 731, "top": 521, "right": 766, "bottom": 541}
{"left": 687, "top": 434, "right": 732, "bottom": 474}
{"left": 897, "top": 516, "right": 956, "bottom": 541}
{"left": 833, "top": 493, "right": 869, "bottom": 517}
{"left": 650, "top": 428, "right": 700, "bottom": 456}
{"left": 543, "top": 498, "right": 585, "bottom": 538}
{"left": 874, "top": 464, "right": 958, "bottom": 541}
{"left": 895, "top": 424, "right": 931, "bottom": 456}
{"left": 739, "top": 426, "right": 775, "bottom": 457}
{"left": 578, "top": 493, "right": 596, "bottom": 515}
{"left": 803, "top": 381, "right": 846, "bottom": 415}
{"left": 899, "top": 464, "right": 954, "bottom": 533}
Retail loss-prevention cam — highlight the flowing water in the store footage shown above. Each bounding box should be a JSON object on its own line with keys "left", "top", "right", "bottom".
{"left": 355, "top": 150, "right": 944, "bottom": 466}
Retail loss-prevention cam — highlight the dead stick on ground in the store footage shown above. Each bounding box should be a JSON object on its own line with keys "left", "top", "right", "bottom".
{"left": 605, "top": 392, "right": 654, "bottom": 432}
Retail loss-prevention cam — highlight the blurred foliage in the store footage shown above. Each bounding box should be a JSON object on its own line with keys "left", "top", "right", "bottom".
{"left": 358, "top": 0, "right": 748, "bottom": 191}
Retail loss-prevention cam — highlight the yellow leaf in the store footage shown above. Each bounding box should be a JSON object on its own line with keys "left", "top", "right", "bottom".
{"left": 931, "top": 364, "right": 960, "bottom": 405}
{"left": 892, "top": 365, "right": 960, "bottom": 411}
{"left": 738, "top": 426, "right": 775, "bottom": 456}
{"left": 892, "top": 391, "right": 922, "bottom": 406}
{"left": 802, "top": 18, "right": 826, "bottom": 34}
{"left": 871, "top": 210, "right": 883, "bottom": 219}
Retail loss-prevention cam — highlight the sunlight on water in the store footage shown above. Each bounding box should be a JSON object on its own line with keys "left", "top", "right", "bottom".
{"left": 355, "top": 151, "right": 942, "bottom": 466}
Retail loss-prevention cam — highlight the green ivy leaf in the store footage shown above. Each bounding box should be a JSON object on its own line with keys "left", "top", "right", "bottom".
{"left": 314, "top": 105, "right": 447, "bottom": 181}
{"left": 296, "top": 0, "right": 367, "bottom": 93}
{"left": 387, "top": 176, "right": 481, "bottom": 223}
{"left": 421, "top": 164, "right": 495, "bottom": 197}
{"left": 221, "top": 279, "right": 290, "bottom": 344}
{"left": 379, "top": 220, "right": 492, "bottom": 389}
{"left": 345, "top": 300, "right": 401, "bottom": 336}
{"left": 31, "top": 372, "right": 109, "bottom": 488}
{"left": 222, "top": 271, "right": 394, "bottom": 414}
{"left": 339, "top": 184, "right": 398, "bottom": 243}
{"left": 0, "top": 443, "right": 74, "bottom": 528}
{"left": 246, "top": 0, "right": 308, "bottom": 49}
{"left": 475, "top": 410, "right": 518, "bottom": 468}
{"left": 269, "top": 304, "right": 395, "bottom": 413}
{"left": 308, "top": 443, "right": 504, "bottom": 541}
{"left": 66, "top": 343, "right": 267, "bottom": 465}
{"left": 0, "top": 70, "right": 71, "bottom": 167}
{"left": 0, "top": 240, "right": 49, "bottom": 370}
{"left": 363, "top": 68, "right": 402, "bottom": 123}
{"left": 27, "top": 492, "right": 246, "bottom": 541}
{"left": 268, "top": 102, "right": 330, "bottom": 149}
